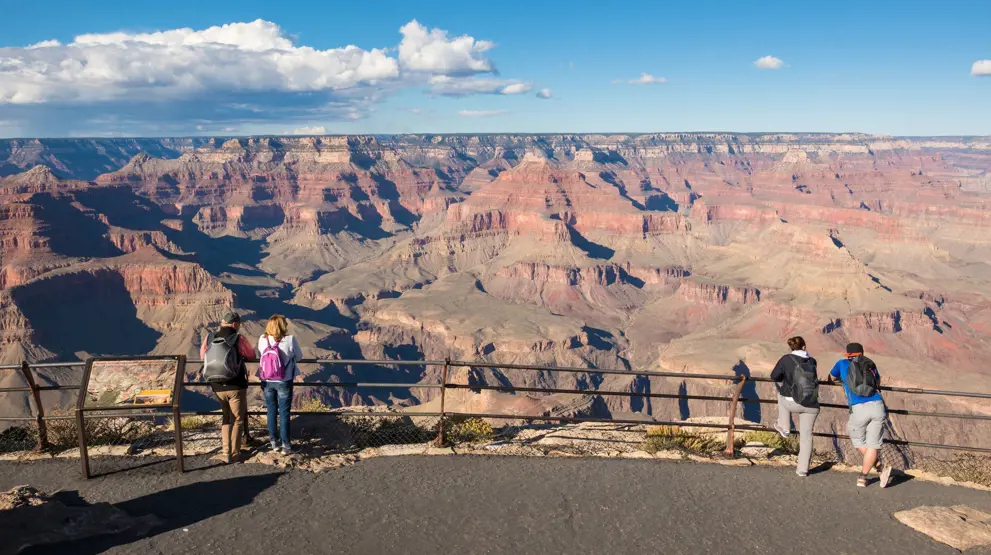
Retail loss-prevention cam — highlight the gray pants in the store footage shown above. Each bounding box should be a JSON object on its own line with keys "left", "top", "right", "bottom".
{"left": 777, "top": 394, "right": 820, "bottom": 474}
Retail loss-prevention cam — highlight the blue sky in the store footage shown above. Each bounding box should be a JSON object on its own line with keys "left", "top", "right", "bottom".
{"left": 0, "top": 0, "right": 988, "bottom": 137}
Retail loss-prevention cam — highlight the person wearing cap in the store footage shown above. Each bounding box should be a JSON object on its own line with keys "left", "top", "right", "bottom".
{"left": 828, "top": 342, "right": 893, "bottom": 488}
{"left": 200, "top": 310, "right": 256, "bottom": 463}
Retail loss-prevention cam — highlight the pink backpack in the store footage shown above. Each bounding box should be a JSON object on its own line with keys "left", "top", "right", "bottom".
{"left": 258, "top": 336, "right": 286, "bottom": 381}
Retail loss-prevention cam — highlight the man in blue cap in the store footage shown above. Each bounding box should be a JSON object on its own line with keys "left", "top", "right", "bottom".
{"left": 828, "top": 342, "right": 893, "bottom": 488}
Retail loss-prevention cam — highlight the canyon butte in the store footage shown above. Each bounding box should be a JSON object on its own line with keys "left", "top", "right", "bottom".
{"left": 1, "top": 133, "right": 990, "bottom": 449}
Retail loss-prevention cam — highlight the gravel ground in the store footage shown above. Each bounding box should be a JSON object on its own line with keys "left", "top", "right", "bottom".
{"left": 2, "top": 454, "right": 991, "bottom": 555}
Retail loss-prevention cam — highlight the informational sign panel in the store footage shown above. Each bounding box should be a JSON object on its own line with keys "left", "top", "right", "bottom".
{"left": 76, "top": 355, "right": 186, "bottom": 479}
{"left": 81, "top": 358, "right": 181, "bottom": 409}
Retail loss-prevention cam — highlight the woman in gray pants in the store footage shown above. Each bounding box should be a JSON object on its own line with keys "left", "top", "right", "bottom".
{"left": 769, "top": 336, "right": 820, "bottom": 477}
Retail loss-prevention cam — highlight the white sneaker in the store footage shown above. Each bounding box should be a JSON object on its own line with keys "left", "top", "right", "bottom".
{"left": 796, "top": 470, "right": 808, "bottom": 477}
{"left": 879, "top": 465, "right": 893, "bottom": 488}
{"left": 773, "top": 424, "right": 791, "bottom": 438}
{"left": 270, "top": 441, "right": 280, "bottom": 451}
{"left": 281, "top": 445, "right": 294, "bottom": 455}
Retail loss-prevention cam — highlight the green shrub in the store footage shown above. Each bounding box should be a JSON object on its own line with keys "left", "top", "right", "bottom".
{"left": 296, "top": 397, "right": 332, "bottom": 412}
{"left": 445, "top": 416, "right": 494, "bottom": 444}
{"left": 643, "top": 425, "right": 724, "bottom": 455}
{"left": 168, "top": 415, "right": 214, "bottom": 431}
{"left": 740, "top": 430, "right": 800, "bottom": 454}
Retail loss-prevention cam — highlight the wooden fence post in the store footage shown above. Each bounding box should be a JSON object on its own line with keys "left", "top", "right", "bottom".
{"left": 724, "top": 375, "right": 747, "bottom": 456}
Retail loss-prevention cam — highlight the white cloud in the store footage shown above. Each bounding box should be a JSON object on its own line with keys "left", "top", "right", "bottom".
{"left": 458, "top": 109, "right": 509, "bottom": 117}
{"left": 428, "top": 75, "right": 532, "bottom": 96}
{"left": 410, "top": 108, "right": 422, "bottom": 114}
{"left": 754, "top": 56, "right": 785, "bottom": 70}
{"left": 536, "top": 88, "right": 552, "bottom": 99}
{"left": 398, "top": 20, "right": 494, "bottom": 75}
{"left": 973, "top": 60, "right": 991, "bottom": 76}
{"left": 617, "top": 73, "right": 667, "bottom": 85}
{"left": 0, "top": 19, "right": 545, "bottom": 134}
{"left": 0, "top": 20, "right": 400, "bottom": 105}
{"left": 289, "top": 125, "right": 327, "bottom": 134}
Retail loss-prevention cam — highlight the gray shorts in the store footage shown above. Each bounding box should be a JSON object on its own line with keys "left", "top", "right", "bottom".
{"left": 848, "top": 400, "right": 886, "bottom": 449}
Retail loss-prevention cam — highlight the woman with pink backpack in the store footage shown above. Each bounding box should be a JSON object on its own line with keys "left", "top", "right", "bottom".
{"left": 257, "top": 314, "right": 302, "bottom": 454}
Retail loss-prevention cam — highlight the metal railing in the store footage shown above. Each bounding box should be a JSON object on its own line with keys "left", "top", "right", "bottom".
{"left": 2, "top": 356, "right": 990, "bottom": 467}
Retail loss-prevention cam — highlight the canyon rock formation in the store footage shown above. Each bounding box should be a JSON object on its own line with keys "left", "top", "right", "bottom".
{"left": 1, "top": 133, "right": 990, "bottom": 449}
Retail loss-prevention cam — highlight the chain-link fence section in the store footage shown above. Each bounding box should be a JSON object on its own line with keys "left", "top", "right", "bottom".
{"left": 81, "top": 413, "right": 179, "bottom": 477}
{"left": 0, "top": 422, "right": 39, "bottom": 453}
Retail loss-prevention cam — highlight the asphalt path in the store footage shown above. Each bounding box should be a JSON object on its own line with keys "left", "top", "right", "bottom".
{"left": 2, "top": 455, "right": 990, "bottom": 555}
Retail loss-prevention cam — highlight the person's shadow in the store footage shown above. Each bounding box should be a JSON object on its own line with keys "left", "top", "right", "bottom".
{"left": 732, "top": 360, "right": 762, "bottom": 423}
{"left": 20, "top": 473, "right": 280, "bottom": 554}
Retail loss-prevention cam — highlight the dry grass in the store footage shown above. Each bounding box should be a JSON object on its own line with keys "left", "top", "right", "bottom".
{"left": 45, "top": 408, "right": 154, "bottom": 449}
{"left": 642, "top": 426, "right": 801, "bottom": 456}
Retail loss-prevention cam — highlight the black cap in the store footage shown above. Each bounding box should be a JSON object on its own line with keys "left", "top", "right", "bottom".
{"left": 846, "top": 342, "right": 864, "bottom": 356}
{"left": 222, "top": 311, "right": 241, "bottom": 324}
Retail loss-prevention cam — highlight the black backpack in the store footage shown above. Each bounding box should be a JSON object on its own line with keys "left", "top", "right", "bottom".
{"left": 789, "top": 355, "right": 819, "bottom": 407}
{"left": 845, "top": 355, "right": 879, "bottom": 398}
{"left": 203, "top": 332, "right": 242, "bottom": 383}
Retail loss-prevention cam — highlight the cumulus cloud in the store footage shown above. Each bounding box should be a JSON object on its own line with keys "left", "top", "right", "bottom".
{"left": 0, "top": 19, "right": 543, "bottom": 135}
{"left": 754, "top": 56, "right": 785, "bottom": 70}
{"left": 973, "top": 60, "right": 991, "bottom": 76}
{"left": 289, "top": 125, "right": 327, "bottom": 135}
{"left": 536, "top": 88, "right": 552, "bottom": 99}
{"left": 398, "top": 20, "right": 494, "bottom": 75}
{"left": 0, "top": 20, "right": 401, "bottom": 105}
{"left": 458, "top": 109, "right": 509, "bottom": 117}
{"left": 616, "top": 73, "right": 667, "bottom": 85}
{"left": 428, "top": 76, "right": 532, "bottom": 96}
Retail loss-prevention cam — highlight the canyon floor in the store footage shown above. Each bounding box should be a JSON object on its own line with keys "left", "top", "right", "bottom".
{"left": 2, "top": 455, "right": 991, "bottom": 555}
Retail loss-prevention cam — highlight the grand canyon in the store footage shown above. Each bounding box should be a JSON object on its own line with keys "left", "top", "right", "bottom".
{"left": 1, "top": 133, "right": 990, "bottom": 448}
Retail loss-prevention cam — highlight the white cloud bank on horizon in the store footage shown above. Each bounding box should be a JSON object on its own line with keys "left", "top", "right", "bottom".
{"left": 458, "top": 109, "right": 510, "bottom": 117}
{"left": 0, "top": 19, "right": 543, "bottom": 134}
{"left": 288, "top": 126, "right": 327, "bottom": 135}
{"left": 616, "top": 73, "right": 667, "bottom": 85}
{"left": 754, "top": 56, "right": 785, "bottom": 70}
{"left": 973, "top": 60, "right": 991, "bottom": 76}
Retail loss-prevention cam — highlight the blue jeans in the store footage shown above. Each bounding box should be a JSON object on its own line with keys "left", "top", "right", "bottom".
{"left": 262, "top": 380, "right": 293, "bottom": 447}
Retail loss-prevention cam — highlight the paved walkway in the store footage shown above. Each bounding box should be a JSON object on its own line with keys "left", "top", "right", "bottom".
{"left": 2, "top": 455, "right": 990, "bottom": 554}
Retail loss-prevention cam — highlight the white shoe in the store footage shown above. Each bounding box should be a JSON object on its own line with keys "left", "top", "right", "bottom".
{"left": 773, "top": 424, "right": 791, "bottom": 438}
{"left": 281, "top": 445, "right": 294, "bottom": 455}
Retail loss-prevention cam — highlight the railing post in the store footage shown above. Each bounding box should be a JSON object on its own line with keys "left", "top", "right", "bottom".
{"left": 20, "top": 361, "right": 50, "bottom": 451}
{"left": 174, "top": 355, "right": 186, "bottom": 473}
{"left": 724, "top": 375, "right": 747, "bottom": 456}
{"left": 435, "top": 358, "right": 450, "bottom": 447}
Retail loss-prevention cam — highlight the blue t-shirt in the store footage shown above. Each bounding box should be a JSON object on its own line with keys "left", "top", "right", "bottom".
{"left": 830, "top": 359, "right": 883, "bottom": 406}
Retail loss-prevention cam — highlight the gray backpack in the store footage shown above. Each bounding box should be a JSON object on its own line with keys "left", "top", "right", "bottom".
{"left": 789, "top": 355, "right": 819, "bottom": 407}
{"left": 845, "top": 355, "right": 879, "bottom": 398}
{"left": 203, "top": 332, "right": 241, "bottom": 383}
